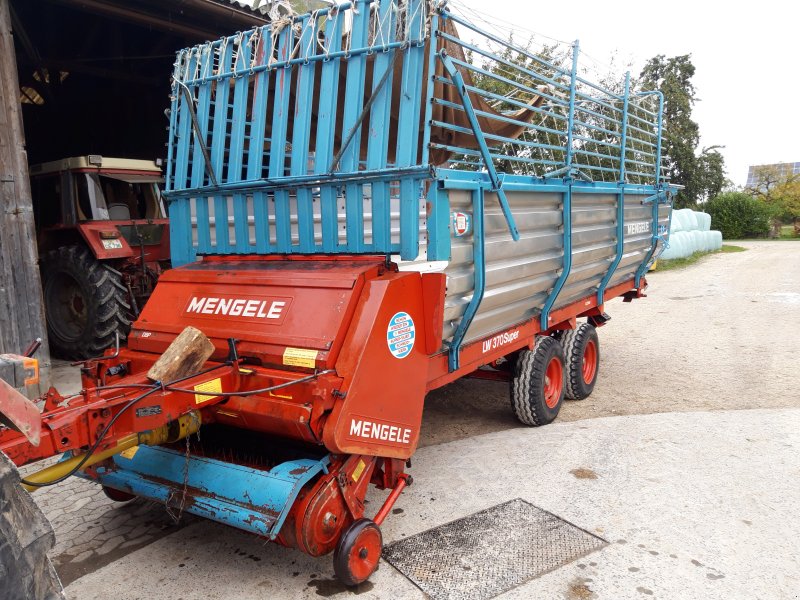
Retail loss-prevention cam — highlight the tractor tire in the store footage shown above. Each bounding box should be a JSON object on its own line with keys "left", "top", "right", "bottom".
{"left": 560, "top": 323, "right": 600, "bottom": 400}
{"left": 0, "top": 453, "right": 65, "bottom": 600}
{"left": 41, "top": 245, "right": 131, "bottom": 360}
{"left": 510, "top": 336, "right": 565, "bottom": 426}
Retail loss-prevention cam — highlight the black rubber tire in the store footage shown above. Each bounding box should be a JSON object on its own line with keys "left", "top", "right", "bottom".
{"left": 102, "top": 486, "right": 136, "bottom": 503}
{"left": 510, "top": 336, "right": 565, "bottom": 426}
{"left": 561, "top": 323, "right": 600, "bottom": 400}
{"left": 333, "top": 518, "right": 382, "bottom": 586}
{"left": 41, "top": 245, "right": 131, "bottom": 360}
{"left": 0, "top": 453, "right": 64, "bottom": 600}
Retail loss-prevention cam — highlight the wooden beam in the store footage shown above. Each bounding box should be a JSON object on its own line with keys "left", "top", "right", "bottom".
{"left": 0, "top": 0, "right": 50, "bottom": 393}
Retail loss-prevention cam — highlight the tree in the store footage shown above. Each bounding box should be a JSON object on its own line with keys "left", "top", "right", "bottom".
{"left": 745, "top": 164, "right": 800, "bottom": 225}
{"left": 705, "top": 192, "right": 772, "bottom": 239}
{"left": 639, "top": 55, "right": 726, "bottom": 208}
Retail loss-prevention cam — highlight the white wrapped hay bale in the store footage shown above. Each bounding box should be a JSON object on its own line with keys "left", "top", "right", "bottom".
{"left": 662, "top": 207, "right": 723, "bottom": 260}
{"left": 660, "top": 230, "right": 687, "bottom": 259}
{"left": 670, "top": 209, "right": 690, "bottom": 233}
{"left": 695, "top": 211, "right": 711, "bottom": 231}
{"left": 684, "top": 210, "right": 699, "bottom": 231}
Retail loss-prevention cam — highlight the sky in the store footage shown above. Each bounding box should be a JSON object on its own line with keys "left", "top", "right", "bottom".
{"left": 452, "top": 0, "right": 800, "bottom": 187}
{"left": 241, "top": 0, "right": 797, "bottom": 186}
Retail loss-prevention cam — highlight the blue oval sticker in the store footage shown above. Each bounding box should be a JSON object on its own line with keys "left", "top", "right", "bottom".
{"left": 387, "top": 312, "right": 415, "bottom": 359}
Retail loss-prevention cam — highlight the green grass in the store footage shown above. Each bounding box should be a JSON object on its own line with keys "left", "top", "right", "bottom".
{"left": 779, "top": 225, "right": 800, "bottom": 240}
{"left": 728, "top": 226, "right": 800, "bottom": 242}
{"left": 654, "top": 244, "right": 746, "bottom": 271}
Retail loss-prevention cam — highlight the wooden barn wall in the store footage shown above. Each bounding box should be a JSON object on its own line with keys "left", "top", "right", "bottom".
{"left": 0, "top": 0, "right": 49, "bottom": 392}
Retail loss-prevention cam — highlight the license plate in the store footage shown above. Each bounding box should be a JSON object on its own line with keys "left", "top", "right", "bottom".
{"left": 101, "top": 239, "right": 123, "bottom": 250}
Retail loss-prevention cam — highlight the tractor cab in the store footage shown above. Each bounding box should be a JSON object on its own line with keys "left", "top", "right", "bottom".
{"left": 30, "top": 155, "right": 168, "bottom": 245}
{"left": 29, "top": 156, "right": 171, "bottom": 359}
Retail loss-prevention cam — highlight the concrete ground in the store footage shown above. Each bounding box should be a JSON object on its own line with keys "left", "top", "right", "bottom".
{"left": 64, "top": 409, "right": 800, "bottom": 600}
{"left": 30, "top": 241, "right": 800, "bottom": 598}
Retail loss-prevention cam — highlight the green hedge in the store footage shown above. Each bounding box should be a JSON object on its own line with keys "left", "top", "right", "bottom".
{"left": 705, "top": 192, "right": 772, "bottom": 239}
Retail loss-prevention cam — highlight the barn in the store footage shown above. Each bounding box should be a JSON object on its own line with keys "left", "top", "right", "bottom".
{"left": 0, "top": 0, "right": 267, "bottom": 389}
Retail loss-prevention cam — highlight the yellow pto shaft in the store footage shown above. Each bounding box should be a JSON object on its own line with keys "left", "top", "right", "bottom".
{"left": 22, "top": 412, "right": 201, "bottom": 492}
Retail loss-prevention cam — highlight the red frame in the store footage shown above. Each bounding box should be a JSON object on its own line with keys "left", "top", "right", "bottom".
{"left": 0, "top": 256, "right": 645, "bottom": 469}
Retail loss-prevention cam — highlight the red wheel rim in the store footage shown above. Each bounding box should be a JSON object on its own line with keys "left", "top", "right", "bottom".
{"left": 347, "top": 526, "right": 382, "bottom": 582}
{"left": 543, "top": 356, "right": 563, "bottom": 408}
{"left": 582, "top": 340, "right": 597, "bottom": 385}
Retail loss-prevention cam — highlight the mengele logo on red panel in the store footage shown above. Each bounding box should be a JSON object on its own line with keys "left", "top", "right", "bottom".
{"left": 184, "top": 295, "right": 289, "bottom": 322}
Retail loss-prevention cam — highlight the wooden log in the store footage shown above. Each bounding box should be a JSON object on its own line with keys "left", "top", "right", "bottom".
{"left": 146, "top": 326, "right": 215, "bottom": 383}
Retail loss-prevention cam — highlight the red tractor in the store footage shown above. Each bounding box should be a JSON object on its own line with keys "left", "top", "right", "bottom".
{"left": 29, "top": 155, "right": 170, "bottom": 359}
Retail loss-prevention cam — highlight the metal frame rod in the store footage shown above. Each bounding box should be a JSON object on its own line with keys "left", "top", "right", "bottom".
{"left": 438, "top": 51, "right": 519, "bottom": 241}
{"left": 448, "top": 187, "right": 485, "bottom": 372}
{"left": 597, "top": 71, "right": 631, "bottom": 305}
{"left": 540, "top": 41, "right": 580, "bottom": 329}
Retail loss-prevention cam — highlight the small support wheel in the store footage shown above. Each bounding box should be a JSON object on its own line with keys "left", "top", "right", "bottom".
{"left": 561, "top": 323, "right": 600, "bottom": 400}
{"left": 102, "top": 485, "right": 136, "bottom": 502}
{"left": 333, "top": 518, "right": 382, "bottom": 586}
{"left": 510, "top": 336, "right": 565, "bottom": 426}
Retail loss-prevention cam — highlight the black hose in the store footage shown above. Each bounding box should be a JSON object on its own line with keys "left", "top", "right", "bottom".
{"left": 20, "top": 386, "right": 162, "bottom": 488}
{"left": 19, "top": 368, "right": 335, "bottom": 488}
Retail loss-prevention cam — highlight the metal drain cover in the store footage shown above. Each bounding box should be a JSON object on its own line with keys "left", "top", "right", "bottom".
{"left": 383, "top": 498, "right": 607, "bottom": 600}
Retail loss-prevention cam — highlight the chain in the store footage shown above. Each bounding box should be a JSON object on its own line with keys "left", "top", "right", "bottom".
{"left": 165, "top": 427, "right": 197, "bottom": 524}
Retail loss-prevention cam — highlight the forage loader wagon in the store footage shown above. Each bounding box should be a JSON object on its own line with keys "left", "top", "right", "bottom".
{"left": 0, "top": 0, "right": 673, "bottom": 586}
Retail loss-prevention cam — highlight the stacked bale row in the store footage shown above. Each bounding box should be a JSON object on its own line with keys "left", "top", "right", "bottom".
{"left": 660, "top": 209, "right": 723, "bottom": 260}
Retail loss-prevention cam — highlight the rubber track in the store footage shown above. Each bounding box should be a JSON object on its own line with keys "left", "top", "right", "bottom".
{"left": 43, "top": 245, "right": 132, "bottom": 359}
{"left": 560, "top": 323, "right": 596, "bottom": 400}
{"left": 511, "top": 336, "right": 558, "bottom": 426}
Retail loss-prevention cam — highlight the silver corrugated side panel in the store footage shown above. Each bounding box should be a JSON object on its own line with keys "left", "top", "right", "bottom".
{"left": 441, "top": 188, "right": 669, "bottom": 345}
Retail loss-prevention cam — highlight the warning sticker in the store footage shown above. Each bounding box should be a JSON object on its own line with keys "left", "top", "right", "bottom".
{"left": 194, "top": 378, "right": 223, "bottom": 404}
{"left": 352, "top": 459, "right": 366, "bottom": 482}
{"left": 452, "top": 211, "right": 471, "bottom": 237}
{"left": 387, "top": 312, "right": 415, "bottom": 359}
{"left": 283, "top": 347, "right": 319, "bottom": 368}
{"left": 119, "top": 445, "right": 139, "bottom": 460}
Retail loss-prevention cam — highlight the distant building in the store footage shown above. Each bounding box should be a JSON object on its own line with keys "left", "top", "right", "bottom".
{"left": 746, "top": 162, "right": 800, "bottom": 188}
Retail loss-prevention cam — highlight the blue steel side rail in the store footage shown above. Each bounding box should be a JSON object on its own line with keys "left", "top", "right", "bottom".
{"left": 540, "top": 41, "right": 580, "bottom": 330}
{"left": 448, "top": 187, "right": 485, "bottom": 372}
{"left": 634, "top": 90, "right": 666, "bottom": 287}
{"left": 397, "top": 3, "right": 433, "bottom": 258}
{"left": 162, "top": 165, "right": 431, "bottom": 200}
{"left": 435, "top": 168, "right": 663, "bottom": 196}
{"left": 597, "top": 72, "right": 631, "bottom": 305}
{"left": 438, "top": 51, "right": 520, "bottom": 242}
{"left": 634, "top": 186, "right": 672, "bottom": 287}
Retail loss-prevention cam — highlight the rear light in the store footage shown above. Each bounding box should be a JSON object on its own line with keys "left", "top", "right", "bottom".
{"left": 100, "top": 230, "right": 120, "bottom": 239}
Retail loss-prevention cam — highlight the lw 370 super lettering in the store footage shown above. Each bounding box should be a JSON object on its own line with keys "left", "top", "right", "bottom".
{"left": 185, "top": 296, "right": 287, "bottom": 319}
{"left": 482, "top": 329, "right": 520, "bottom": 353}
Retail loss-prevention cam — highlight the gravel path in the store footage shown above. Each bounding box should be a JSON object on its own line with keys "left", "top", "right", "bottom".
{"left": 419, "top": 241, "right": 800, "bottom": 447}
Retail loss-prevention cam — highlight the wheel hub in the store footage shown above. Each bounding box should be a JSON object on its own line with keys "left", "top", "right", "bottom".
{"left": 543, "top": 356, "right": 563, "bottom": 408}
{"left": 582, "top": 339, "right": 597, "bottom": 384}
